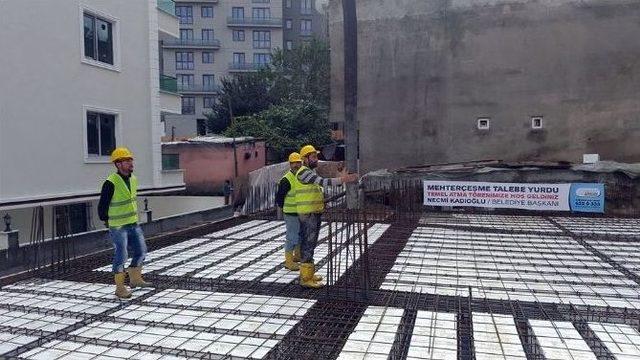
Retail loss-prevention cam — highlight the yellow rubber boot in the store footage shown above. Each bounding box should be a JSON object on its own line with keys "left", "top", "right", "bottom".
{"left": 127, "top": 267, "right": 153, "bottom": 288}
{"left": 292, "top": 245, "right": 301, "bottom": 262}
{"left": 284, "top": 251, "right": 300, "bottom": 271}
{"left": 114, "top": 272, "right": 132, "bottom": 299}
{"left": 300, "top": 263, "right": 324, "bottom": 288}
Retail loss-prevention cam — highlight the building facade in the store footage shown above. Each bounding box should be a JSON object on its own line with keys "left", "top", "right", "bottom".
{"left": 161, "top": 0, "right": 284, "bottom": 138}
{"left": 162, "top": 136, "right": 266, "bottom": 194}
{"left": 330, "top": 0, "right": 640, "bottom": 172}
{"left": 0, "top": 0, "right": 184, "bottom": 238}
{"left": 282, "top": 0, "right": 328, "bottom": 50}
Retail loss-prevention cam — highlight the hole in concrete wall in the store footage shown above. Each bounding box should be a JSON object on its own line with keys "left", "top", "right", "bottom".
{"left": 531, "top": 116, "right": 543, "bottom": 129}
{"left": 477, "top": 118, "right": 490, "bottom": 130}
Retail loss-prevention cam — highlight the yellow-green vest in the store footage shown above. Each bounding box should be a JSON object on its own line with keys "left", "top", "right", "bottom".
{"left": 282, "top": 170, "right": 300, "bottom": 214}
{"left": 106, "top": 173, "right": 139, "bottom": 227}
{"left": 295, "top": 166, "right": 324, "bottom": 214}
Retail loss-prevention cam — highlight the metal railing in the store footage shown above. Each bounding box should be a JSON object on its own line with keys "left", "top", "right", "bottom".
{"left": 157, "top": 0, "right": 176, "bottom": 15}
{"left": 300, "top": 29, "right": 313, "bottom": 36}
{"left": 228, "top": 62, "right": 270, "bottom": 71}
{"left": 160, "top": 74, "right": 178, "bottom": 93}
{"left": 226, "top": 17, "right": 283, "bottom": 27}
{"left": 177, "top": 83, "right": 220, "bottom": 92}
{"left": 162, "top": 38, "right": 221, "bottom": 48}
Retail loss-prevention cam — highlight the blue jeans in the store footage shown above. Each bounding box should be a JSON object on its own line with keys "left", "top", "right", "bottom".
{"left": 299, "top": 213, "right": 322, "bottom": 263}
{"left": 109, "top": 224, "right": 147, "bottom": 273}
{"left": 283, "top": 214, "right": 302, "bottom": 252}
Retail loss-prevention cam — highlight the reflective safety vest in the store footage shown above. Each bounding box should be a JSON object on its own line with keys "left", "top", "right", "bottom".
{"left": 106, "top": 173, "right": 139, "bottom": 227}
{"left": 281, "top": 170, "right": 300, "bottom": 214}
{"left": 295, "top": 166, "right": 324, "bottom": 214}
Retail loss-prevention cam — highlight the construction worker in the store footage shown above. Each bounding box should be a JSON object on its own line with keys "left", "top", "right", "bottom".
{"left": 296, "top": 145, "right": 358, "bottom": 288}
{"left": 98, "top": 147, "right": 152, "bottom": 299}
{"left": 275, "top": 152, "right": 304, "bottom": 271}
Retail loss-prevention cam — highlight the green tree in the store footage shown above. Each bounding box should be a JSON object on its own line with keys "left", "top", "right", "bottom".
{"left": 204, "top": 72, "right": 277, "bottom": 133}
{"left": 224, "top": 99, "right": 331, "bottom": 161}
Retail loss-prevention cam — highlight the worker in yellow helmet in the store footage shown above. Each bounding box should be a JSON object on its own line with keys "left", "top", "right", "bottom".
{"left": 296, "top": 145, "right": 358, "bottom": 288}
{"left": 98, "top": 147, "right": 152, "bottom": 299}
{"left": 275, "top": 152, "right": 304, "bottom": 271}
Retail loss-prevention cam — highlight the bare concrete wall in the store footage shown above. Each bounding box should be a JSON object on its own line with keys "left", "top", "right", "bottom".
{"left": 330, "top": 0, "right": 640, "bottom": 172}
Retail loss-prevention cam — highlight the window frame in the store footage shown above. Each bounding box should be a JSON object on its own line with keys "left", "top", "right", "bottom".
{"left": 182, "top": 97, "right": 196, "bottom": 115}
{"left": 82, "top": 105, "right": 121, "bottom": 163}
{"left": 232, "top": 7, "right": 245, "bottom": 19}
{"left": 175, "top": 52, "right": 194, "bottom": 70}
{"left": 233, "top": 30, "right": 245, "bottom": 42}
{"left": 201, "top": 5, "right": 214, "bottom": 18}
{"left": 79, "top": 6, "right": 120, "bottom": 72}
{"left": 203, "top": 96, "right": 215, "bottom": 109}
{"left": 252, "top": 7, "right": 271, "bottom": 19}
{"left": 253, "top": 30, "right": 271, "bottom": 49}
{"left": 202, "top": 52, "right": 214, "bottom": 64}
{"left": 201, "top": 29, "right": 215, "bottom": 41}
{"left": 175, "top": 5, "right": 193, "bottom": 24}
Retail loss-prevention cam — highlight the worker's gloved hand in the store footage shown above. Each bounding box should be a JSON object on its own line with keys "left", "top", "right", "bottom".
{"left": 341, "top": 173, "right": 359, "bottom": 183}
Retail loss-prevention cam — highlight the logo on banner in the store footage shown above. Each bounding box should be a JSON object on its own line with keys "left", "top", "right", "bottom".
{"left": 569, "top": 183, "right": 605, "bottom": 213}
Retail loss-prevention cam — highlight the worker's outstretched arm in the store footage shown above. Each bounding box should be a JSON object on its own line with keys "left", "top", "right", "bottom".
{"left": 297, "top": 167, "right": 358, "bottom": 186}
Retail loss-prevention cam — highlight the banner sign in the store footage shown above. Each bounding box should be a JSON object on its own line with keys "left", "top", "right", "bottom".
{"left": 423, "top": 181, "right": 571, "bottom": 211}
{"left": 569, "top": 183, "right": 605, "bottom": 213}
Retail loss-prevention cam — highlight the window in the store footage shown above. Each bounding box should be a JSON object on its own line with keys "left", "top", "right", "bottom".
{"left": 254, "top": 53, "right": 271, "bottom": 65}
{"left": 301, "top": 0, "right": 313, "bottom": 15}
{"left": 182, "top": 97, "right": 195, "bottom": 114}
{"left": 232, "top": 7, "right": 244, "bottom": 19}
{"left": 233, "top": 30, "right": 245, "bottom": 42}
{"left": 175, "top": 52, "right": 194, "bottom": 70}
{"left": 162, "top": 154, "right": 180, "bottom": 170}
{"left": 253, "top": 31, "right": 271, "bottom": 49}
{"left": 477, "top": 117, "right": 490, "bottom": 130}
{"left": 86, "top": 111, "right": 116, "bottom": 157}
{"left": 285, "top": 0, "right": 291, "bottom": 8}
{"left": 531, "top": 116, "right": 543, "bottom": 129}
{"left": 203, "top": 97, "right": 215, "bottom": 109}
{"left": 286, "top": 40, "right": 293, "bottom": 50}
{"left": 252, "top": 7, "right": 271, "bottom": 19}
{"left": 202, "top": 52, "right": 214, "bottom": 63}
{"left": 202, "top": 29, "right": 214, "bottom": 40}
{"left": 197, "top": 119, "right": 207, "bottom": 136}
{"left": 180, "top": 29, "right": 194, "bottom": 40}
{"left": 301, "top": 19, "right": 312, "bottom": 35}
{"left": 55, "top": 203, "right": 88, "bottom": 236}
{"left": 175, "top": 6, "right": 193, "bottom": 24}
{"left": 203, "top": 74, "right": 215, "bottom": 91}
{"left": 201, "top": 6, "right": 213, "bottom": 18}
{"left": 83, "top": 13, "right": 114, "bottom": 65}
{"left": 285, "top": 19, "right": 292, "bottom": 29}
{"left": 177, "top": 74, "right": 194, "bottom": 91}
{"left": 233, "top": 52, "right": 246, "bottom": 64}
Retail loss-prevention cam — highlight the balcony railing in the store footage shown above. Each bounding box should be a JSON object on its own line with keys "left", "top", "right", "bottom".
{"left": 300, "top": 7, "right": 313, "bottom": 15}
{"left": 227, "top": 17, "right": 283, "bottom": 27}
{"left": 157, "top": 0, "right": 176, "bottom": 15}
{"left": 160, "top": 75, "right": 178, "bottom": 93}
{"left": 162, "top": 38, "right": 221, "bottom": 48}
{"left": 300, "top": 29, "right": 313, "bottom": 36}
{"left": 229, "top": 62, "right": 270, "bottom": 71}
{"left": 177, "top": 84, "right": 220, "bottom": 93}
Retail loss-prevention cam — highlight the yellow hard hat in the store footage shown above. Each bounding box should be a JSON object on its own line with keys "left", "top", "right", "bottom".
{"left": 299, "top": 145, "right": 317, "bottom": 158}
{"left": 288, "top": 152, "right": 302, "bottom": 163}
{"left": 110, "top": 147, "right": 134, "bottom": 163}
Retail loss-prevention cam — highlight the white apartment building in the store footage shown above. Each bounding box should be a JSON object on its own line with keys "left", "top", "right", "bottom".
{"left": 0, "top": 0, "right": 185, "bottom": 238}
{"left": 161, "top": 0, "right": 284, "bottom": 138}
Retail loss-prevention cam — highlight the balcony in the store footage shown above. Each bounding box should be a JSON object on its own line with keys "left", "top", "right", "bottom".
{"left": 159, "top": 75, "right": 181, "bottom": 114}
{"left": 177, "top": 83, "right": 220, "bottom": 94}
{"left": 300, "top": 29, "right": 313, "bottom": 37}
{"left": 162, "top": 38, "right": 221, "bottom": 49}
{"left": 157, "top": 0, "right": 179, "bottom": 38}
{"left": 228, "top": 62, "right": 270, "bottom": 72}
{"left": 227, "top": 17, "right": 283, "bottom": 28}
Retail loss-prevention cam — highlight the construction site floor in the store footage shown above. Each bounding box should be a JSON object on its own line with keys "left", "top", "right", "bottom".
{"left": 1, "top": 213, "right": 640, "bottom": 359}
